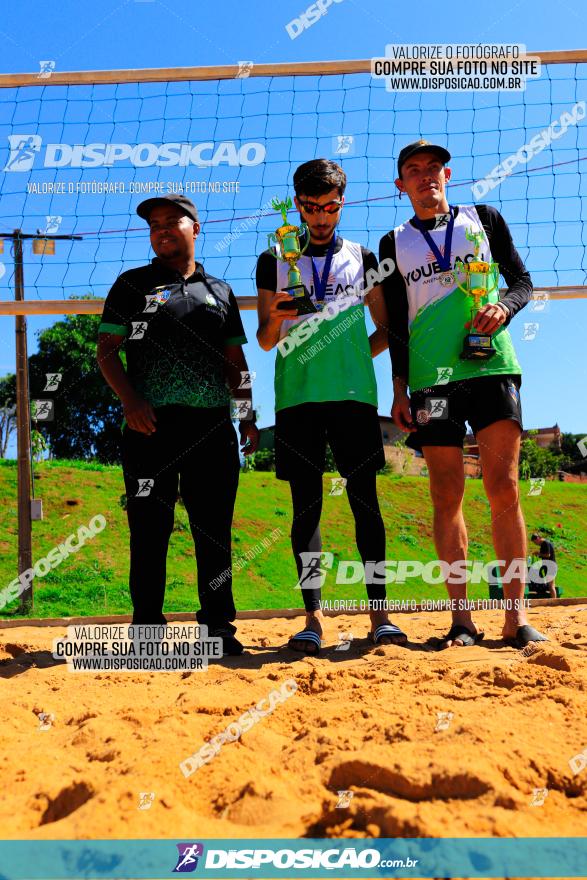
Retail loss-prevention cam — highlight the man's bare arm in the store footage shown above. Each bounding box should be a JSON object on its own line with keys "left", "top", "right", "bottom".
{"left": 365, "top": 283, "right": 390, "bottom": 357}
{"left": 256, "top": 288, "right": 298, "bottom": 351}
{"left": 223, "top": 344, "right": 259, "bottom": 454}
{"left": 223, "top": 344, "right": 253, "bottom": 402}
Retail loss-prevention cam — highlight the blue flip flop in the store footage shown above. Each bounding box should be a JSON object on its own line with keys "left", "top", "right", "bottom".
{"left": 288, "top": 629, "right": 322, "bottom": 655}
{"left": 368, "top": 623, "right": 408, "bottom": 646}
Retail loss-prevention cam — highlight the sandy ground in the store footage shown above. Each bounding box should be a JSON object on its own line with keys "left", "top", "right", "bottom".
{"left": 1, "top": 604, "right": 586, "bottom": 878}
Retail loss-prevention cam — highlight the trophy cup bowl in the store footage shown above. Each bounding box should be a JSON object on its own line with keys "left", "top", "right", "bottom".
{"left": 466, "top": 260, "right": 493, "bottom": 294}
{"left": 267, "top": 198, "right": 316, "bottom": 315}
{"left": 453, "top": 258, "right": 499, "bottom": 360}
{"left": 269, "top": 225, "right": 305, "bottom": 262}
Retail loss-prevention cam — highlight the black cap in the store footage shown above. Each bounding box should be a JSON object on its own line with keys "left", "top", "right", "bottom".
{"left": 136, "top": 193, "right": 199, "bottom": 224}
{"left": 397, "top": 139, "right": 451, "bottom": 177}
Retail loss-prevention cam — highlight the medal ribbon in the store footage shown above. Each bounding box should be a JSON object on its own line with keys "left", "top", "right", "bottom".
{"left": 413, "top": 206, "right": 455, "bottom": 272}
{"left": 310, "top": 237, "right": 336, "bottom": 302}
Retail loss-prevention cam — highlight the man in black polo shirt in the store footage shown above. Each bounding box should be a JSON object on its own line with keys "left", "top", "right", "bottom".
{"left": 97, "top": 194, "right": 258, "bottom": 655}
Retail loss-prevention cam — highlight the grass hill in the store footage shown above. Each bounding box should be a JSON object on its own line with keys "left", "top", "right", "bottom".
{"left": 1, "top": 459, "right": 585, "bottom": 619}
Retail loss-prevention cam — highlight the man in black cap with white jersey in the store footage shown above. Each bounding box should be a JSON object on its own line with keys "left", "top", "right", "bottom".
{"left": 97, "top": 194, "right": 258, "bottom": 655}
{"left": 379, "top": 140, "right": 547, "bottom": 651}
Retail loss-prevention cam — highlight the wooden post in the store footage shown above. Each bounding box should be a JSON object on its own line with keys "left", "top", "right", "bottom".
{"left": 14, "top": 230, "right": 33, "bottom": 612}
{"left": 0, "top": 50, "right": 584, "bottom": 88}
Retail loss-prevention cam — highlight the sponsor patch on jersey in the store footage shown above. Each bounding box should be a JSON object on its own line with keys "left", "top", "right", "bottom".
{"left": 152, "top": 286, "right": 171, "bottom": 304}
{"left": 416, "top": 408, "right": 431, "bottom": 425}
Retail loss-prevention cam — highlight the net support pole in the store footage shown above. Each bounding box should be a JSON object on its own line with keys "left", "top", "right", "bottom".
{"left": 13, "top": 230, "right": 33, "bottom": 612}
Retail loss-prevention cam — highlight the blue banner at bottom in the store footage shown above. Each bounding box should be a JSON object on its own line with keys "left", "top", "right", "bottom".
{"left": 0, "top": 837, "right": 586, "bottom": 878}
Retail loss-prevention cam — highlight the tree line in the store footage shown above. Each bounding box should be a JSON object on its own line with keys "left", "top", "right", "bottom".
{"left": 0, "top": 308, "right": 585, "bottom": 475}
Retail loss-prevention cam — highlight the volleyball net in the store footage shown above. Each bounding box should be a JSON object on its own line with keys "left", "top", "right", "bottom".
{"left": 2, "top": 52, "right": 587, "bottom": 610}
{"left": 0, "top": 50, "right": 586, "bottom": 313}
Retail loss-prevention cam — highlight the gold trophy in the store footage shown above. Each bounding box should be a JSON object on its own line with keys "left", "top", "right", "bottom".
{"left": 453, "top": 229, "right": 499, "bottom": 359}
{"left": 267, "top": 197, "right": 316, "bottom": 315}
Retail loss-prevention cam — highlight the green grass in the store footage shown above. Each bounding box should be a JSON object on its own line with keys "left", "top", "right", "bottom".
{"left": 1, "top": 458, "right": 586, "bottom": 619}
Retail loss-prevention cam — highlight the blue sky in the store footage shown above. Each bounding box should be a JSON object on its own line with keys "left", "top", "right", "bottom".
{"left": 0, "top": 0, "right": 586, "bottom": 459}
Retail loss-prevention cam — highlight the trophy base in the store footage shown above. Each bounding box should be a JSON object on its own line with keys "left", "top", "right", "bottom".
{"left": 276, "top": 283, "right": 317, "bottom": 315}
{"left": 460, "top": 333, "right": 496, "bottom": 360}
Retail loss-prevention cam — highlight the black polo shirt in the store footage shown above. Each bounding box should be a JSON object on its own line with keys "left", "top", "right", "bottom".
{"left": 99, "top": 258, "right": 247, "bottom": 410}
{"left": 539, "top": 540, "right": 556, "bottom": 567}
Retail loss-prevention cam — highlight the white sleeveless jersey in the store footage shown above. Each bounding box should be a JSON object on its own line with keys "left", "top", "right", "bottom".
{"left": 393, "top": 205, "right": 521, "bottom": 391}
{"left": 274, "top": 239, "right": 378, "bottom": 412}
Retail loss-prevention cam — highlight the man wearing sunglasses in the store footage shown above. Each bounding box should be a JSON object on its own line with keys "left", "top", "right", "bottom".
{"left": 379, "top": 140, "right": 547, "bottom": 651}
{"left": 256, "top": 158, "right": 408, "bottom": 655}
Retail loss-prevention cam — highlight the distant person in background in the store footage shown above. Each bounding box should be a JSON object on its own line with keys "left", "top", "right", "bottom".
{"left": 530, "top": 532, "right": 557, "bottom": 599}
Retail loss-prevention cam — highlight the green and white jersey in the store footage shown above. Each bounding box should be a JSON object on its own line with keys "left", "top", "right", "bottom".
{"left": 267, "top": 237, "right": 378, "bottom": 412}
{"left": 393, "top": 204, "right": 522, "bottom": 391}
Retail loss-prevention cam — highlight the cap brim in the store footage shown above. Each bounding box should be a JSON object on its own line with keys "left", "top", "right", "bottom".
{"left": 136, "top": 197, "right": 167, "bottom": 221}
{"left": 399, "top": 145, "right": 451, "bottom": 173}
{"left": 136, "top": 197, "right": 198, "bottom": 223}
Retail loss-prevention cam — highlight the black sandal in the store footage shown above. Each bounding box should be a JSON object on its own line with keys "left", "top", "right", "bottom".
{"left": 433, "top": 624, "right": 485, "bottom": 651}
{"left": 504, "top": 625, "right": 548, "bottom": 649}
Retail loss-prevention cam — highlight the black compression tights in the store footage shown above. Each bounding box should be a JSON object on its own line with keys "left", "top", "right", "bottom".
{"left": 289, "top": 471, "right": 387, "bottom": 612}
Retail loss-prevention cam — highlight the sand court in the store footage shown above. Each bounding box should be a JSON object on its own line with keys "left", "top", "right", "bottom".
{"left": 1, "top": 603, "right": 586, "bottom": 864}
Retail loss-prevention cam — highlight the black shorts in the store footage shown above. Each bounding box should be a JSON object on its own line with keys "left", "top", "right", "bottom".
{"left": 275, "top": 401, "right": 385, "bottom": 481}
{"left": 406, "top": 374, "right": 523, "bottom": 453}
